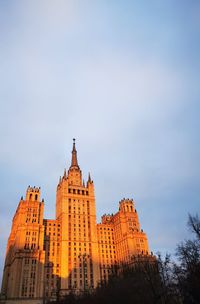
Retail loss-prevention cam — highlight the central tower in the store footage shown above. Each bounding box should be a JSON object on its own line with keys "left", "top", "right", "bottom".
{"left": 56, "top": 140, "right": 100, "bottom": 295}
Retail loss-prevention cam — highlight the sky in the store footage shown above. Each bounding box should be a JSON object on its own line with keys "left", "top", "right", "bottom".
{"left": 0, "top": 0, "right": 200, "bottom": 284}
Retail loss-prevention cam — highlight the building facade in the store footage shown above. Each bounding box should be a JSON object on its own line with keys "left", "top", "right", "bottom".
{"left": 1, "top": 140, "right": 150, "bottom": 304}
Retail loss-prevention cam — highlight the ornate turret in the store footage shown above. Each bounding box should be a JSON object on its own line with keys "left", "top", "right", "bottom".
{"left": 25, "top": 186, "right": 41, "bottom": 202}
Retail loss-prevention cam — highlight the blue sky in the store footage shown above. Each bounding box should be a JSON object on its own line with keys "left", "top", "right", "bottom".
{"left": 0, "top": 0, "right": 200, "bottom": 283}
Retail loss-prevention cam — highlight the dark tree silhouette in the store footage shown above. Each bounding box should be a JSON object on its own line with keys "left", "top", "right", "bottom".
{"left": 174, "top": 214, "right": 200, "bottom": 304}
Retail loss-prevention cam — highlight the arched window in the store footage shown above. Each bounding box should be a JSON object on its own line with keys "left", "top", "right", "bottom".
{"left": 35, "top": 194, "right": 38, "bottom": 201}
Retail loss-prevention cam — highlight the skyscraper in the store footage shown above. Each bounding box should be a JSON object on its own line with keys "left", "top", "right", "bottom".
{"left": 55, "top": 139, "right": 100, "bottom": 295}
{"left": 1, "top": 140, "right": 150, "bottom": 303}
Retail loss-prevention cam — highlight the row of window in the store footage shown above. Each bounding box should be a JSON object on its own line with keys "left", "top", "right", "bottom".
{"left": 26, "top": 237, "right": 37, "bottom": 242}
{"left": 24, "top": 243, "right": 39, "bottom": 250}
{"left": 45, "top": 232, "right": 61, "bottom": 237}
{"left": 101, "top": 249, "right": 115, "bottom": 254}
{"left": 68, "top": 281, "right": 94, "bottom": 289}
{"left": 68, "top": 189, "right": 89, "bottom": 195}
{"left": 26, "top": 218, "right": 38, "bottom": 223}
{"left": 46, "top": 227, "right": 60, "bottom": 232}
{"left": 45, "top": 223, "right": 60, "bottom": 227}
{"left": 27, "top": 208, "right": 37, "bottom": 212}
{"left": 26, "top": 231, "right": 37, "bottom": 236}
{"left": 98, "top": 227, "right": 113, "bottom": 231}
{"left": 24, "top": 259, "right": 37, "bottom": 265}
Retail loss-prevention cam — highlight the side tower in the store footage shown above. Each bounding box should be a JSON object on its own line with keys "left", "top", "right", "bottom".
{"left": 56, "top": 139, "right": 100, "bottom": 295}
{"left": 113, "top": 198, "right": 149, "bottom": 265}
{"left": 1, "top": 187, "right": 45, "bottom": 301}
{"left": 97, "top": 198, "right": 150, "bottom": 283}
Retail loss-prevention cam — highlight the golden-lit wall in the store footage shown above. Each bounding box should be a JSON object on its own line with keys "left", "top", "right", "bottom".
{"left": 43, "top": 219, "right": 61, "bottom": 301}
{"left": 1, "top": 187, "right": 45, "bottom": 300}
{"left": 113, "top": 199, "right": 149, "bottom": 265}
{"left": 97, "top": 216, "right": 116, "bottom": 282}
{"left": 97, "top": 200, "right": 149, "bottom": 283}
{"left": 56, "top": 165, "right": 100, "bottom": 295}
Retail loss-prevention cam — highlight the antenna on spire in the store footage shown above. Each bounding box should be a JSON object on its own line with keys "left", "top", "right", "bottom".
{"left": 73, "top": 138, "right": 76, "bottom": 151}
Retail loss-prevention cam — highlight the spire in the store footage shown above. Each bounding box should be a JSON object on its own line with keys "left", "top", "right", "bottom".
{"left": 71, "top": 138, "right": 79, "bottom": 168}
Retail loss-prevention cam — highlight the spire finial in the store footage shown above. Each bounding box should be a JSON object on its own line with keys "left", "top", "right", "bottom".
{"left": 73, "top": 138, "right": 76, "bottom": 151}
{"left": 88, "top": 172, "right": 91, "bottom": 183}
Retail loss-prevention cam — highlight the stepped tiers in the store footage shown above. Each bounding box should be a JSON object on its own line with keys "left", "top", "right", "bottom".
{"left": 1, "top": 140, "right": 151, "bottom": 304}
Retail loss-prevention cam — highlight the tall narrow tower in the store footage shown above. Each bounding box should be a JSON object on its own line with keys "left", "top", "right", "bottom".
{"left": 56, "top": 140, "right": 100, "bottom": 295}
{"left": 1, "top": 187, "right": 45, "bottom": 300}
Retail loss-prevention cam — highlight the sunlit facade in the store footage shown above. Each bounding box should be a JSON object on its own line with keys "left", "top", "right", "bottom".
{"left": 1, "top": 140, "right": 150, "bottom": 303}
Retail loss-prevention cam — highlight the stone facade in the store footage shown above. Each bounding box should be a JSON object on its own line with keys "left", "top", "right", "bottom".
{"left": 1, "top": 140, "right": 150, "bottom": 303}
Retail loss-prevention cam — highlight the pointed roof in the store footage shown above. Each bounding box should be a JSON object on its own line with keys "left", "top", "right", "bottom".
{"left": 70, "top": 138, "right": 79, "bottom": 168}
